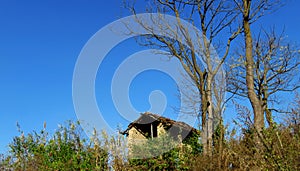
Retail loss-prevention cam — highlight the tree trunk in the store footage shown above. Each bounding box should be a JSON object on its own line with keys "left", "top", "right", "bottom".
{"left": 201, "top": 90, "right": 208, "bottom": 155}
{"left": 243, "top": 0, "right": 264, "bottom": 143}
{"left": 206, "top": 76, "right": 213, "bottom": 156}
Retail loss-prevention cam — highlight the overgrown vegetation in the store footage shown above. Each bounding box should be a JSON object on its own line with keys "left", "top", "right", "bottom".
{"left": 0, "top": 114, "right": 299, "bottom": 170}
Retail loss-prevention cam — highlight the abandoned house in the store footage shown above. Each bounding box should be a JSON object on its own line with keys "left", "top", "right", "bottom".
{"left": 120, "top": 112, "right": 199, "bottom": 145}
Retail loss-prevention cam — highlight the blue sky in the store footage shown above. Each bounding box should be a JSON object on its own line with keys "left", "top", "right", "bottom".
{"left": 0, "top": 0, "right": 299, "bottom": 154}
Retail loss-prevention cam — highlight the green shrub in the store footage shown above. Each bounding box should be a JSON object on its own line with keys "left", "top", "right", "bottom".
{"left": 7, "top": 121, "right": 108, "bottom": 171}
{"left": 129, "top": 133, "right": 201, "bottom": 170}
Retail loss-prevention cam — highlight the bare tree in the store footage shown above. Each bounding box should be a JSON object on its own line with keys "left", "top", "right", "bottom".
{"left": 125, "top": 0, "right": 241, "bottom": 155}
{"left": 229, "top": 29, "right": 300, "bottom": 127}
{"left": 233, "top": 0, "right": 284, "bottom": 145}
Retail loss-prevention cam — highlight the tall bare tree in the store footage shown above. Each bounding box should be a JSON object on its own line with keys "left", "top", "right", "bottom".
{"left": 126, "top": 0, "right": 241, "bottom": 155}
{"left": 233, "top": 0, "right": 283, "bottom": 144}
{"left": 229, "top": 29, "right": 300, "bottom": 127}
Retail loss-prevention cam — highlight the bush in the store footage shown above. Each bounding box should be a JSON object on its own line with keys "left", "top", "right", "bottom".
{"left": 5, "top": 121, "right": 108, "bottom": 170}
{"left": 129, "top": 133, "right": 201, "bottom": 170}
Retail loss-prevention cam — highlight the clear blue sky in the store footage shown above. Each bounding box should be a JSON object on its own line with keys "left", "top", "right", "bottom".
{"left": 0, "top": 0, "right": 299, "bottom": 154}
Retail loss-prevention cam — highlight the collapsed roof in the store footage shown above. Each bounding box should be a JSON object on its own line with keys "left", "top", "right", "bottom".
{"left": 120, "top": 112, "right": 199, "bottom": 136}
